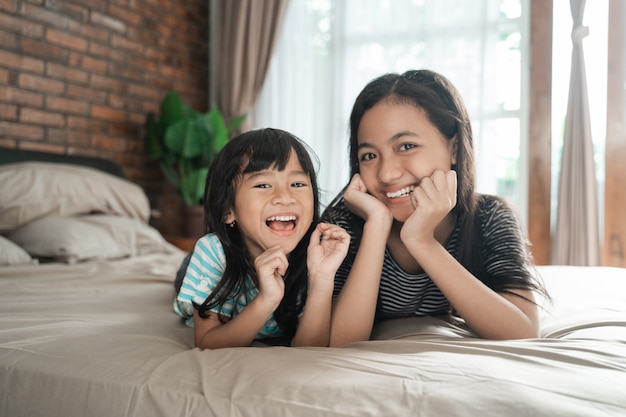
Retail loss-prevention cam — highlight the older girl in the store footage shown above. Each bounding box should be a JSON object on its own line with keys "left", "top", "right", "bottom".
{"left": 323, "top": 70, "right": 548, "bottom": 346}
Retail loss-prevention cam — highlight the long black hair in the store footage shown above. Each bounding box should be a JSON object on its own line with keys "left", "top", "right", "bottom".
{"left": 326, "top": 69, "right": 547, "bottom": 301}
{"left": 196, "top": 128, "right": 321, "bottom": 339}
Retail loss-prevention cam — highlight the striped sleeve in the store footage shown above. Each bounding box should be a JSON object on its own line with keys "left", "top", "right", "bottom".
{"left": 173, "top": 234, "right": 230, "bottom": 326}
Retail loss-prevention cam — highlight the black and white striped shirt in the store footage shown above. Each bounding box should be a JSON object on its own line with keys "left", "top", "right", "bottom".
{"left": 322, "top": 194, "right": 533, "bottom": 320}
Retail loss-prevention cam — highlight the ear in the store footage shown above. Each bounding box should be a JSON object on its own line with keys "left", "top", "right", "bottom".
{"left": 224, "top": 210, "right": 235, "bottom": 225}
{"left": 450, "top": 136, "right": 458, "bottom": 166}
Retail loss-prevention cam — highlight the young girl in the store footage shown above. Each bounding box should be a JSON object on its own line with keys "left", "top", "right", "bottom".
{"left": 174, "top": 128, "right": 349, "bottom": 349}
{"left": 322, "top": 70, "right": 549, "bottom": 346}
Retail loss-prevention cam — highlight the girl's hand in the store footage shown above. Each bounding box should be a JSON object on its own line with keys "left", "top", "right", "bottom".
{"left": 253, "top": 246, "right": 288, "bottom": 309}
{"left": 307, "top": 223, "right": 350, "bottom": 288}
{"left": 344, "top": 174, "right": 392, "bottom": 222}
{"left": 401, "top": 169, "right": 457, "bottom": 245}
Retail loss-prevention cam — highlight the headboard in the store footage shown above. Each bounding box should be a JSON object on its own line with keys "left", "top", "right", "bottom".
{"left": 0, "top": 147, "right": 126, "bottom": 178}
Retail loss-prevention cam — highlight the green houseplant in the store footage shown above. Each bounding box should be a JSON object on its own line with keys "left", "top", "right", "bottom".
{"left": 144, "top": 91, "right": 246, "bottom": 207}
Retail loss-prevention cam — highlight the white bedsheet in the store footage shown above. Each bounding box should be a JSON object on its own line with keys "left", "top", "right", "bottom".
{"left": 1, "top": 257, "right": 625, "bottom": 417}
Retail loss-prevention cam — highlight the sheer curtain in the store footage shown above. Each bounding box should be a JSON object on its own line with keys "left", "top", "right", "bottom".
{"left": 551, "top": 0, "right": 600, "bottom": 265}
{"left": 253, "top": 0, "right": 529, "bottom": 212}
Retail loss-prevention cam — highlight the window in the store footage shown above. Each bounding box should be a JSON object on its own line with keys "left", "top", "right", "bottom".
{"left": 253, "top": 0, "right": 529, "bottom": 223}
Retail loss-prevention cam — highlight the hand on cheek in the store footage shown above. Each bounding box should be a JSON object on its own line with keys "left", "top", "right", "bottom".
{"left": 402, "top": 169, "right": 457, "bottom": 243}
{"left": 344, "top": 174, "right": 391, "bottom": 221}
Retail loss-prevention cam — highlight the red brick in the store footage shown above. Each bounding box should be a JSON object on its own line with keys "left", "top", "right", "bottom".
{"left": 0, "top": 26, "right": 18, "bottom": 48}
{"left": 108, "top": 122, "right": 138, "bottom": 136}
{"left": 0, "top": 121, "right": 45, "bottom": 140}
{"left": 0, "top": 138, "right": 17, "bottom": 147}
{"left": 91, "top": 134, "right": 127, "bottom": 151}
{"left": 0, "top": 14, "right": 44, "bottom": 38}
{"left": 20, "top": 108, "right": 65, "bottom": 127}
{"left": 46, "top": 62, "right": 89, "bottom": 84}
{"left": 110, "top": 33, "right": 144, "bottom": 54}
{"left": 45, "top": 1, "right": 89, "bottom": 22}
{"left": 0, "top": 49, "right": 45, "bottom": 73}
{"left": 66, "top": 84, "right": 107, "bottom": 103}
{"left": 46, "top": 28, "right": 88, "bottom": 52}
{"left": 0, "top": 86, "right": 44, "bottom": 107}
{"left": 0, "top": 103, "right": 17, "bottom": 119}
{"left": 18, "top": 73, "right": 65, "bottom": 94}
{"left": 48, "top": 128, "right": 92, "bottom": 146}
{"left": 20, "top": 4, "right": 70, "bottom": 29}
{"left": 67, "top": 115, "right": 108, "bottom": 131}
{"left": 0, "top": 1, "right": 17, "bottom": 13}
{"left": 128, "top": 111, "right": 148, "bottom": 125}
{"left": 91, "top": 105, "right": 126, "bottom": 122}
{"left": 68, "top": 19, "right": 109, "bottom": 42}
{"left": 74, "top": 53, "right": 107, "bottom": 73}
{"left": 0, "top": 68, "right": 8, "bottom": 83}
{"left": 20, "top": 37, "right": 69, "bottom": 62}
{"left": 90, "top": 11, "right": 126, "bottom": 32}
{"left": 18, "top": 141, "right": 65, "bottom": 154}
{"left": 46, "top": 96, "right": 89, "bottom": 115}
{"left": 109, "top": 4, "right": 142, "bottom": 26}
{"left": 88, "top": 42, "right": 126, "bottom": 62}
{"left": 90, "top": 74, "right": 124, "bottom": 92}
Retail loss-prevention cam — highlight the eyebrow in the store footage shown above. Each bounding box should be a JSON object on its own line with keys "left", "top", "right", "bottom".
{"left": 357, "top": 131, "right": 418, "bottom": 150}
{"left": 245, "top": 169, "right": 309, "bottom": 179}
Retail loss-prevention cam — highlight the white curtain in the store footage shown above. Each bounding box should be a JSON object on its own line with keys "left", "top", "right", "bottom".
{"left": 253, "top": 0, "right": 528, "bottom": 213}
{"left": 552, "top": 0, "right": 600, "bottom": 265}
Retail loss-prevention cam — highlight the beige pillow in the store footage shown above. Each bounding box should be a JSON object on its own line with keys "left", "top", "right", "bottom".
{"left": 0, "top": 162, "right": 151, "bottom": 232}
{"left": 0, "top": 235, "right": 37, "bottom": 266}
{"left": 7, "top": 215, "right": 180, "bottom": 264}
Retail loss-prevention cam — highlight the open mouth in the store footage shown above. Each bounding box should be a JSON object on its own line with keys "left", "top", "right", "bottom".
{"left": 386, "top": 186, "right": 414, "bottom": 199}
{"left": 266, "top": 215, "right": 297, "bottom": 232}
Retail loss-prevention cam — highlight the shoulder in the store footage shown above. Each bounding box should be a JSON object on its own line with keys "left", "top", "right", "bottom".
{"left": 476, "top": 194, "right": 522, "bottom": 229}
{"left": 474, "top": 194, "right": 529, "bottom": 252}
{"left": 192, "top": 233, "right": 226, "bottom": 262}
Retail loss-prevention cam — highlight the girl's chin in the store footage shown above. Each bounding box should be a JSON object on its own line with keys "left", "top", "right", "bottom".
{"left": 388, "top": 206, "right": 414, "bottom": 223}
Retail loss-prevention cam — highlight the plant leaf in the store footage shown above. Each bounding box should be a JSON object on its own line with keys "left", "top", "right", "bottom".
{"left": 144, "top": 112, "right": 163, "bottom": 159}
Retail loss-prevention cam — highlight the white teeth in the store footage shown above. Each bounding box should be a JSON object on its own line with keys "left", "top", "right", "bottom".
{"left": 386, "top": 186, "right": 414, "bottom": 199}
{"left": 266, "top": 215, "right": 296, "bottom": 222}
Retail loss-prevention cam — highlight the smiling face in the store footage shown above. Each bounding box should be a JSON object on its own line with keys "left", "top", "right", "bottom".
{"left": 357, "top": 101, "right": 457, "bottom": 222}
{"left": 224, "top": 149, "right": 315, "bottom": 259}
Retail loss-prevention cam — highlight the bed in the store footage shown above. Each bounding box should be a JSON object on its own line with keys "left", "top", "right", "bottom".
{"left": 1, "top": 149, "right": 625, "bottom": 417}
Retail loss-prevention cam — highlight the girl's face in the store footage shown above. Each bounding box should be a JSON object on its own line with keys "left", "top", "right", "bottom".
{"left": 225, "top": 149, "right": 315, "bottom": 259}
{"left": 356, "top": 101, "right": 457, "bottom": 222}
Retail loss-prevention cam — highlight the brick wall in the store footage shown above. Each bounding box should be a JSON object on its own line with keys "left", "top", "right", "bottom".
{"left": 0, "top": 0, "right": 209, "bottom": 237}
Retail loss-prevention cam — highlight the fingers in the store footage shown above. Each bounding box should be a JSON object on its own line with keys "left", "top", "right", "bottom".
{"left": 348, "top": 173, "right": 367, "bottom": 193}
{"left": 413, "top": 169, "right": 457, "bottom": 211}
{"left": 254, "top": 245, "right": 289, "bottom": 279}
{"left": 310, "top": 223, "right": 350, "bottom": 248}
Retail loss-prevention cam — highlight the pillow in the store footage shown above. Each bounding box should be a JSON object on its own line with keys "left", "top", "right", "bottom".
{"left": 0, "top": 235, "right": 37, "bottom": 266}
{"left": 0, "top": 162, "right": 151, "bottom": 232}
{"left": 7, "top": 215, "right": 180, "bottom": 264}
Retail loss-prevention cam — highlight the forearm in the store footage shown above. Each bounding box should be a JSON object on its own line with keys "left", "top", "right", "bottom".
{"left": 195, "top": 298, "right": 275, "bottom": 349}
{"left": 329, "top": 219, "right": 391, "bottom": 347}
{"left": 291, "top": 277, "right": 333, "bottom": 347}
{"left": 409, "top": 240, "right": 539, "bottom": 339}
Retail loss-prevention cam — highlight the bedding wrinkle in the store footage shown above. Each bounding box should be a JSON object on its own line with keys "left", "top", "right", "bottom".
{"left": 2, "top": 242, "right": 626, "bottom": 417}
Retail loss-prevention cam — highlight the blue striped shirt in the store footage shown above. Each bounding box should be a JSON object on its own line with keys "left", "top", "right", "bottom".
{"left": 173, "top": 233, "right": 282, "bottom": 338}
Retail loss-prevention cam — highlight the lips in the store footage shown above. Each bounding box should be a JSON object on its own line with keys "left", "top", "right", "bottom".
{"left": 385, "top": 185, "right": 414, "bottom": 199}
{"left": 266, "top": 215, "right": 297, "bottom": 232}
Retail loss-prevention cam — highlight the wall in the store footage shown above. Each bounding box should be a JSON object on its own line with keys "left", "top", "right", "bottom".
{"left": 0, "top": 0, "right": 209, "bottom": 237}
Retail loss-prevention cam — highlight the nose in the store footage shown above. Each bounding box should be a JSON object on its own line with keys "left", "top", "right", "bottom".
{"left": 377, "top": 157, "right": 402, "bottom": 184}
{"left": 272, "top": 184, "right": 296, "bottom": 205}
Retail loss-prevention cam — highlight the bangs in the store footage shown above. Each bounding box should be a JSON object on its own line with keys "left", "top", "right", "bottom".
{"left": 240, "top": 131, "right": 314, "bottom": 176}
